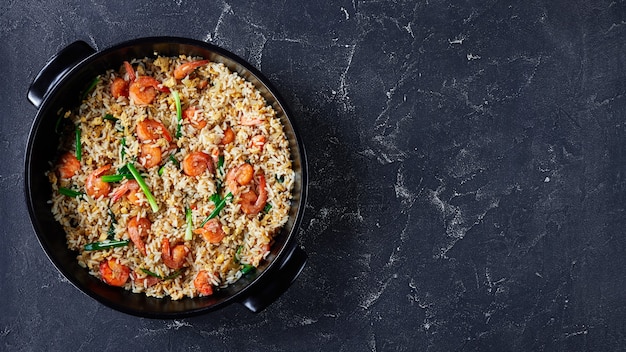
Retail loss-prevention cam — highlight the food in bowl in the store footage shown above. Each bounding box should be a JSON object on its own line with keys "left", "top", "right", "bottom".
{"left": 47, "top": 55, "right": 294, "bottom": 300}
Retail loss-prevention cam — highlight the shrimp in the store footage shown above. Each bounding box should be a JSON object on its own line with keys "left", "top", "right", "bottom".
{"left": 174, "top": 59, "right": 209, "bottom": 80}
{"left": 249, "top": 135, "right": 266, "bottom": 151}
{"left": 129, "top": 76, "right": 169, "bottom": 105}
{"left": 123, "top": 61, "right": 136, "bottom": 82}
{"left": 225, "top": 163, "right": 254, "bottom": 194}
{"left": 111, "top": 180, "right": 141, "bottom": 205}
{"left": 182, "top": 106, "right": 207, "bottom": 129}
{"left": 240, "top": 173, "right": 268, "bottom": 215}
{"left": 99, "top": 259, "right": 130, "bottom": 287}
{"left": 85, "top": 164, "right": 112, "bottom": 199}
{"left": 161, "top": 238, "right": 189, "bottom": 270}
{"left": 193, "top": 218, "right": 225, "bottom": 244}
{"left": 194, "top": 270, "right": 214, "bottom": 296}
{"left": 140, "top": 144, "right": 162, "bottom": 169}
{"left": 182, "top": 151, "right": 214, "bottom": 176}
{"left": 239, "top": 110, "right": 264, "bottom": 126}
{"left": 220, "top": 127, "right": 235, "bottom": 145}
{"left": 57, "top": 151, "right": 80, "bottom": 179}
{"left": 128, "top": 216, "right": 150, "bottom": 256}
{"left": 131, "top": 270, "right": 160, "bottom": 288}
{"left": 110, "top": 77, "right": 129, "bottom": 98}
{"left": 136, "top": 119, "right": 173, "bottom": 142}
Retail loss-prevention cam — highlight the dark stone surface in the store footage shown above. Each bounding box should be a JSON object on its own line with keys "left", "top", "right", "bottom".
{"left": 2, "top": 0, "right": 626, "bottom": 350}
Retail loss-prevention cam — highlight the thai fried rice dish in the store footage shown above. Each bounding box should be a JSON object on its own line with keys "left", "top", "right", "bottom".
{"left": 47, "top": 56, "right": 294, "bottom": 299}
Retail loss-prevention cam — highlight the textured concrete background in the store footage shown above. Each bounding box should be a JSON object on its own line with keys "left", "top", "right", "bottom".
{"left": 2, "top": 0, "right": 626, "bottom": 351}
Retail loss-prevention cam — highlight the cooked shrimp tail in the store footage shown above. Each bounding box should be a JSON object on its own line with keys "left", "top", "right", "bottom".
{"left": 161, "top": 238, "right": 189, "bottom": 269}
{"left": 85, "top": 164, "right": 112, "bottom": 198}
{"left": 57, "top": 151, "right": 80, "bottom": 179}
{"left": 193, "top": 218, "right": 225, "bottom": 244}
{"left": 111, "top": 180, "right": 141, "bottom": 204}
{"left": 194, "top": 270, "right": 214, "bottom": 296}
{"left": 225, "top": 163, "right": 254, "bottom": 194}
{"left": 182, "top": 151, "right": 214, "bottom": 176}
{"left": 240, "top": 173, "right": 268, "bottom": 215}
{"left": 99, "top": 259, "right": 130, "bottom": 287}
{"left": 128, "top": 216, "right": 151, "bottom": 256}
{"left": 174, "top": 59, "right": 209, "bottom": 80}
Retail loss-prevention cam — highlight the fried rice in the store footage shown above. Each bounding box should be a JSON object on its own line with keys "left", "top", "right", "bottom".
{"left": 47, "top": 55, "right": 294, "bottom": 300}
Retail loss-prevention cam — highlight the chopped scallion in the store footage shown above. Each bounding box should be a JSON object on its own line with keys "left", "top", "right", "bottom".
{"left": 217, "top": 155, "right": 225, "bottom": 176}
{"left": 158, "top": 155, "right": 180, "bottom": 176}
{"left": 127, "top": 163, "right": 159, "bottom": 212}
{"left": 58, "top": 187, "right": 83, "bottom": 197}
{"left": 234, "top": 245, "right": 243, "bottom": 264}
{"left": 200, "top": 192, "right": 233, "bottom": 227}
{"left": 172, "top": 90, "right": 182, "bottom": 138}
{"left": 103, "top": 114, "right": 118, "bottom": 121}
{"left": 108, "top": 208, "right": 117, "bottom": 224}
{"left": 140, "top": 268, "right": 182, "bottom": 280}
{"left": 107, "top": 223, "right": 115, "bottom": 239}
{"left": 84, "top": 239, "right": 129, "bottom": 251}
{"left": 75, "top": 125, "right": 82, "bottom": 161}
{"left": 263, "top": 203, "right": 272, "bottom": 213}
{"left": 107, "top": 208, "right": 116, "bottom": 240}
{"left": 140, "top": 268, "right": 161, "bottom": 278}
{"left": 101, "top": 174, "right": 133, "bottom": 183}
{"left": 120, "top": 137, "right": 126, "bottom": 161}
{"left": 169, "top": 154, "right": 180, "bottom": 167}
{"left": 276, "top": 174, "right": 285, "bottom": 183}
{"left": 163, "top": 269, "right": 183, "bottom": 280}
{"left": 240, "top": 264, "right": 255, "bottom": 275}
{"left": 209, "top": 193, "right": 221, "bottom": 204}
{"left": 184, "top": 207, "right": 193, "bottom": 241}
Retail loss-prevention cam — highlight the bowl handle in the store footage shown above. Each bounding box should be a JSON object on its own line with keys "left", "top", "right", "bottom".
{"left": 27, "top": 41, "right": 96, "bottom": 108}
{"left": 239, "top": 245, "right": 307, "bottom": 313}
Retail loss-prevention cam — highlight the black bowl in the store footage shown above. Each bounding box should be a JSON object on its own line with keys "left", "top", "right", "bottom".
{"left": 25, "top": 37, "right": 308, "bottom": 318}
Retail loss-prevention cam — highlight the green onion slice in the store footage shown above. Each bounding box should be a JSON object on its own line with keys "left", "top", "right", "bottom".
{"left": 184, "top": 207, "right": 193, "bottom": 241}
{"left": 118, "top": 164, "right": 129, "bottom": 175}
{"left": 127, "top": 163, "right": 159, "bottom": 212}
{"left": 169, "top": 154, "right": 180, "bottom": 167}
{"left": 101, "top": 174, "right": 133, "bottom": 183}
{"left": 163, "top": 269, "right": 183, "bottom": 280}
{"left": 140, "top": 268, "right": 161, "bottom": 278}
{"left": 58, "top": 187, "right": 83, "bottom": 197}
{"left": 158, "top": 155, "right": 180, "bottom": 176}
{"left": 234, "top": 245, "right": 243, "bottom": 264}
{"left": 84, "top": 239, "right": 129, "bottom": 251}
{"left": 263, "top": 203, "right": 272, "bottom": 213}
{"left": 140, "top": 268, "right": 182, "bottom": 280}
{"left": 200, "top": 192, "right": 233, "bottom": 227}
{"left": 217, "top": 155, "right": 225, "bottom": 176}
{"left": 172, "top": 90, "right": 182, "bottom": 138}
{"left": 240, "top": 264, "right": 255, "bottom": 275}
{"left": 107, "top": 208, "right": 116, "bottom": 239}
{"left": 103, "top": 114, "right": 118, "bottom": 121}
{"left": 120, "top": 137, "right": 126, "bottom": 161}
{"left": 209, "top": 193, "right": 221, "bottom": 204}
{"left": 75, "top": 125, "right": 82, "bottom": 161}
